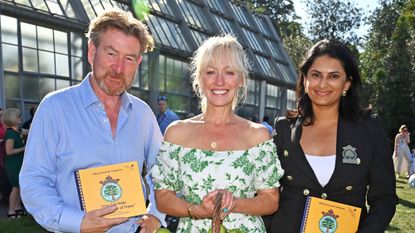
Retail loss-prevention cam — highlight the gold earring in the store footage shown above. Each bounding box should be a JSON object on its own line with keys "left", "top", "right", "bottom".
{"left": 304, "top": 88, "right": 308, "bottom": 94}
{"left": 342, "top": 90, "right": 347, "bottom": 96}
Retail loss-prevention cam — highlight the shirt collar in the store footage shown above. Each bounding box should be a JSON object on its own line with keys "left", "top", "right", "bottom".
{"left": 80, "top": 73, "right": 132, "bottom": 111}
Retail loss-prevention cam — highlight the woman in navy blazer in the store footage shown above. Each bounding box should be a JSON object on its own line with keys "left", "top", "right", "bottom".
{"left": 263, "top": 40, "right": 398, "bottom": 233}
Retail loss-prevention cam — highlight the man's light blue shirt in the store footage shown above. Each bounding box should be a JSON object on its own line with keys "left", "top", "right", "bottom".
{"left": 157, "top": 109, "right": 179, "bottom": 135}
{"left": 261, "top": 121, "right": 273, "bottom": 135}
{"left": 20, "top": 74, "right": 165, "bottom": 233}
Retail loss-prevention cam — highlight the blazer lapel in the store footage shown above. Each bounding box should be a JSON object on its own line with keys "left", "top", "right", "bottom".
{"left": 290, "top": 118, "right": 322, "bottom": 187}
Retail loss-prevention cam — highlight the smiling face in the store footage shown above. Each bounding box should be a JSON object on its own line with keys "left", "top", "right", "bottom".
{"left": 200, "top": 53, "right": 242, "bottom": 109}
{"left": 88, "top": 27, "right": 142, "bottom": 96}
{"left": 304, "top": 55, "right": 351, "bottom": 109}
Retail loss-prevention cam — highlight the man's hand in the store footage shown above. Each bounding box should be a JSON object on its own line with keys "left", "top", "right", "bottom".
{"left": 80, "top": 205, "right": 128, "bottom": 233}
{"left": 136, "top": 214, "right": 161, "bottom": 233}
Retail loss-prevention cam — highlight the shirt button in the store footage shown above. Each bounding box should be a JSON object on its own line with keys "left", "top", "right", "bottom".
{"left": 284, "top": 150, "right": 289, "bottom": 156}
{"left": 303, "top": 189, "right": 310, "bottom": 196}
{"left": 356, "top": 158, "right": 361, "bottom": 165}
{"left": 287, "top": 175, "right": 294, "bottom": 181}
{"left": 321, "top": 193, "right": 328, "bottom": 199}
{"left": 346, "top": 186, "right": 353, "bottom": 191}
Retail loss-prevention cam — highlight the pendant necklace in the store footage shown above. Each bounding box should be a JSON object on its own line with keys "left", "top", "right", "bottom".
{"left": 205, "top": 123, "right": 218, "bottom": 149}
{"left": 210, "top": 140, "right": 217, "bottom": 149}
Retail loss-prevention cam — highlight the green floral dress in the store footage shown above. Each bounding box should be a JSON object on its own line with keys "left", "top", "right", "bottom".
{"left": 151, "top": 139, "right": 284, "bottom": 233}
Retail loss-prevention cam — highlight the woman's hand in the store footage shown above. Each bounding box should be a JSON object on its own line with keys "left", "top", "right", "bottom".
{"left": 196, "top": 190, "right": 220, "bottom": 218}
{"left": 217, "top": 189, "right": 237, "bottom": 220}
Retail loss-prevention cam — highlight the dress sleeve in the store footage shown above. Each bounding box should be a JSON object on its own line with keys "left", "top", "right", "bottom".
{"left": 253, "top": 140, "right": 284, "bottom": 190}
{"left": 151, "top": 141, "right": 182, "bottom": 191}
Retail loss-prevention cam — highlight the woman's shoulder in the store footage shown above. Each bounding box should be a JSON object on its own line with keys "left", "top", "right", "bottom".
{"left": 164, "top": 117, "right": 200, "bottom": 145}
{"left": 239, "top": 118, "right": 271, "bottom": 145}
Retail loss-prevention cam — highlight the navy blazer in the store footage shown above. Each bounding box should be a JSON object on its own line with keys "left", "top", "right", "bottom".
{"left": 263, "top": 114, "right": 398, "bottom": 233}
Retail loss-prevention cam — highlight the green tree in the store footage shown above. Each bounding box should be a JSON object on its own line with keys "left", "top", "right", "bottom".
{"left": 278, "top": 21, "right": 313, "bottom": 68}
{"left": 361, "top": 0, "right": 415, "bottom": 138}
{"left": 304, "top": 0, "right": 366, "bottom": 45}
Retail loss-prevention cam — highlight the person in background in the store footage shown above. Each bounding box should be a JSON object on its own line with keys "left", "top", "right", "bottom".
{"left": 0, "top": 108, "right": 5, "bottom": 140}
{"left": 3, "top": 108, "right": 26, "bottom": 219}
{"left": 22, "top": 107, "right": 36, "bottom": 130}
{"left": 151, "top": 34, "right": 284, "bottom": 232}
{"left": 157, "top": 96, "right": 179, "bottom": 135}
{"left": 0, "top": 107, "right": 10, "bottom": 202}
{"left": 410, "top": 148, "right": 415, "bottom": 176}
{"left": 264, "top": 40, "right": 397, "bottom": 233}
{"left": 393, "top": 125, "right": 411, "bottom": 178}
{"left": 19, "top": 9, "right": 164, "bottom": 232}
{"left": 261, "top": 116, "right": 273, "bottom": 135}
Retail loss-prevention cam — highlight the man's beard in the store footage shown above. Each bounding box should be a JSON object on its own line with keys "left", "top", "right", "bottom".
{"left": 95, "top": 71, "right": 131, "bottom": 96}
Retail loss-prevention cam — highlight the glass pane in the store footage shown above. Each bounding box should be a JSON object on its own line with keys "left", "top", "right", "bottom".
{"left": 190, "top": 29, "right": 208, "bottom": 46}
{"left": 71, "top": 32, "right": 83, "bottom": 56}
{"left": 55, "top": 30, "right": 68, "bottom": 54}
{"left": 39, "top": 50, "right": 55, "bottom": 74}
{"left": 1, "top": 15, "right": 18, "bottom": 44}
{"left": 230, "top": 3, "right": 250, "bottom": 25}
{"left": 14, "top": 0, "right": 31, "bottom": 6}
{"left": 23, "top": 48, "right": 39, "bottom": 72}
{"left": 56, "top": 79, "right": 70, "bottom": 90}
{"left": 132, "top": 71, "right": 139, "bottom": 88}
{"left": 149, "top": 0, "right": 174, "bottom": 15}
{"left": 242, "top": 28, "right": 264, "bottom": 53}
{"left": 46, "top": 0, "right": 64, "bottom": 15}
{"left": 254, "top": 15, "right": 272, "bottom": 37}
{"left": 81, "top": 0, "right": 96, "bottom": 20}
{"left": 166, "top": 57, "right": 174, "bottom": 76}
{"left": 22, "top": 76, "right": 40, "bottom": 100}
{"left": 173, "top": 60, "right": 183, "bottom": 76}
{"left": 4, "top": 73, "right": 20, "bottom": 98}
{"left": 21, "top": 22, "right": 37, "bottom": 48}
{"left": 140, "top": 54, "right": 149, "bottom": 90}
{"left": 71, "top": 56, "right": 83, "bottom": 80}
{"left": 167, "top": 94, "right": 189, "bottom": 113}
{"left": 39, "top": 77, "right": 56, "bottom": 99}
{"left": 205, "top": 0, "right": 226, "bottom": 14}
{"left": 158, "top": 55, "right": 165, "bottom": 91}
{"left": 2, "top": 44, "right": 19, "bottom": 72}
{"left": 148, "top": 16, "right": 189, "bottom": 51}
{"left": 56, "top": 54, "right": 69, "bottom": 77}
{"left": 32, "top": 0, "right": 50, "bottom": 11}
{"left": 5, "top": 99, "right": 21, "bottom": 109}
{"left": 60, "top": 0, "right": 77, "bottom": 19}
{"left": 214, "top": 15, "right": 234, "bottom": 34}
{"left": 38, "top": 26, "right": 54, "bottom": 51}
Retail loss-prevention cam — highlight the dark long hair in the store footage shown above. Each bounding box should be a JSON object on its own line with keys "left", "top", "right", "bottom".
{"left": 287, "top": 39, "right": 369, "bottom": 125}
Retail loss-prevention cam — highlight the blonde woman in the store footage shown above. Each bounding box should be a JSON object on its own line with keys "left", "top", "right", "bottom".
{"left": 393, "top": 125, "right": 411, "bottom": 177}
{"left": 151, "top": 35, "right": 284, "bottom": 232}
{"left": 3, "top": 108, "right": 25, "bottom": 219}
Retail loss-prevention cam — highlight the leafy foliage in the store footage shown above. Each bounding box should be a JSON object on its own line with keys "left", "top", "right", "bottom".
{"left": 304, "top": 0, "right": 367, "bottom": 45}
{"left": 360, "top": 0, "right": 415, "bottom": 139}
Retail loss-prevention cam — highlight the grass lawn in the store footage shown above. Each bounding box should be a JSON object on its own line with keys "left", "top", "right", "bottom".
{"left": 387, "top": 176, "right": 415, "bottom": 232}
{"left": 0, "top": 215, "right": 48, "bottom": 233}
{"left": 0, "top": 177, "right": 414, "bottom": 232}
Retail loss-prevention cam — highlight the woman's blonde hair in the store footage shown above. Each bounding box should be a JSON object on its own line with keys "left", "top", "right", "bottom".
{"left": 3, "top": 108, "right": 20, "bottom": 127}
{"left": 399, "top": 124, "right": 408, "bottom": 133}
{"left": 189, "top": 34, "right": 250, "bottom": 113}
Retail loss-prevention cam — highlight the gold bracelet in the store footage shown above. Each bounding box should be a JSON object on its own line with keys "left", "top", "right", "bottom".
{"left": 187, "top": 204, "right": 200, "bottom": 219}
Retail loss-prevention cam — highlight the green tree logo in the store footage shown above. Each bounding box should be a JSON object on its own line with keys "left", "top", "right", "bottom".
{"left": 100, "top": 176, "right": 122, "bottom": 202}
{"left": 319, "top": 209, "right": 339, "bottom": 233}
